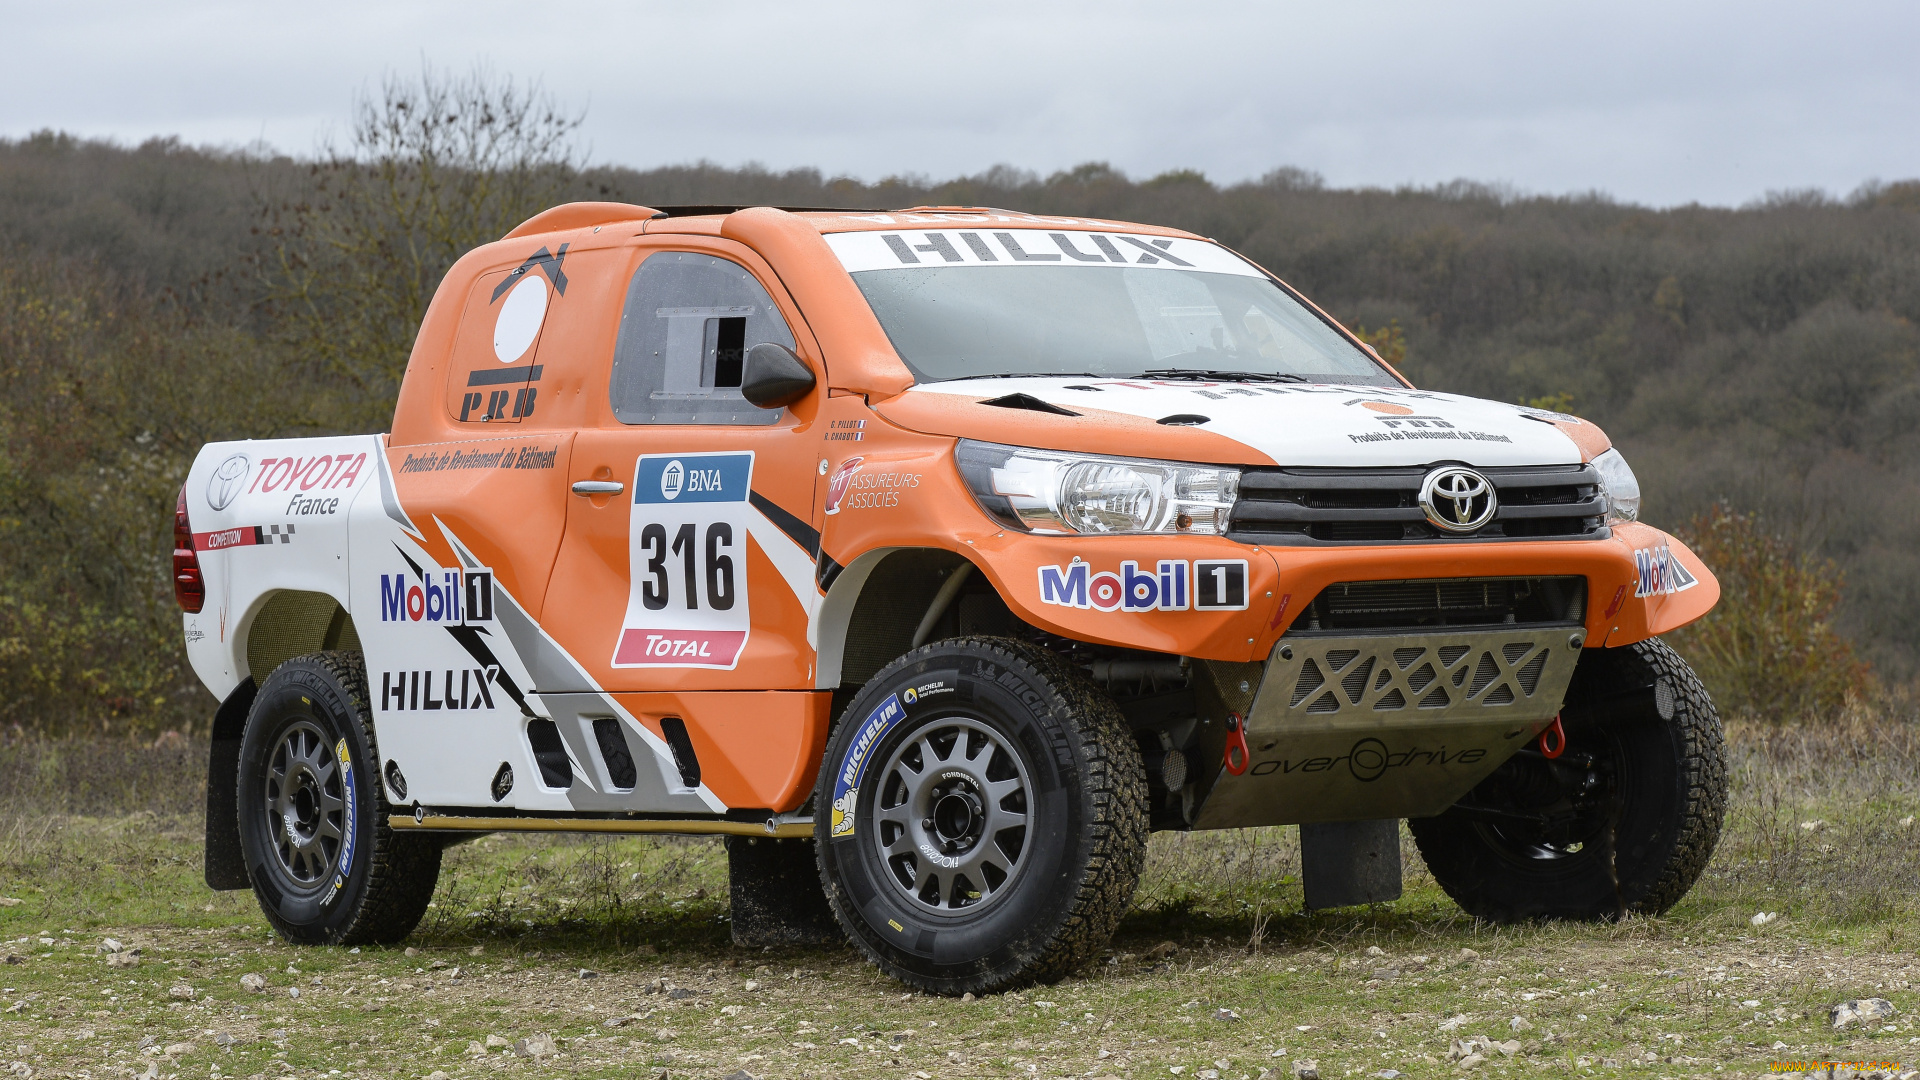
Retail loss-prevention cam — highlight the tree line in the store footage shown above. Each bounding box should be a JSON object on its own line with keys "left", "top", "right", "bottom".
{"left": 0, "top": 70, "right": 1905, "bottom": 733}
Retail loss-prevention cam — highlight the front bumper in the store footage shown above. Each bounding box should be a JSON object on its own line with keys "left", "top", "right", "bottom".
{"left": 967, "top": 519, "right": 1717, "bottom": 663}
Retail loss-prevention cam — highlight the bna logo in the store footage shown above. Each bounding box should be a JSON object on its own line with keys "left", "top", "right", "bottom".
{"left": 660, "top": 460, "right": 685, "bottom": 500}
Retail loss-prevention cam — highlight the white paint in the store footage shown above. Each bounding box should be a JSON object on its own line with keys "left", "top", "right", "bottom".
{"left": 906, "top": 378, "right": 1585, "bottom": 469}
{"left": 493, "top": 276, "right": 548, "bottom": 363}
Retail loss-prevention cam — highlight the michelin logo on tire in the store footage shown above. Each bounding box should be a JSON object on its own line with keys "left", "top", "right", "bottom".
{"left": 829, "top": 693, "right": 904, "bottom": 839}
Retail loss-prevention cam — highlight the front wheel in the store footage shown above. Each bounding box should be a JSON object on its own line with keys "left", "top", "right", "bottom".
{"left": 1410, "top": 637, "right": 1727, "bottom": 921}
{"left": 815, "top": 637, "right": 1148, "bottom": 995}
{"left": 236, "top": 652, "right": 441, "bottom": 945}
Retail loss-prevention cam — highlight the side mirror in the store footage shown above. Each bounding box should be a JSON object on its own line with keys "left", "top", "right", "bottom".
{"left": 740, "top": 342, "right": 817, "bottom": 409}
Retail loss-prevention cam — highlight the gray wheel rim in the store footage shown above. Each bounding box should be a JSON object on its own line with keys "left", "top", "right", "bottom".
{"left": 869, "top": 716, "right": 1033, "bottom": 917}
{"left": 264, "top": 720, "right": 345, "bottom": 885}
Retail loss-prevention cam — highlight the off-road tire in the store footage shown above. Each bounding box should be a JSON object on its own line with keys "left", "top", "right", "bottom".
{"left": 815, "top": 636, "right": 1148, "bottom": 994}
{"left": 1410, "top": 637, "right": 1727, "bottom": 921}
{"left": 236, "top": 651, "right": 441, "bottom": 945}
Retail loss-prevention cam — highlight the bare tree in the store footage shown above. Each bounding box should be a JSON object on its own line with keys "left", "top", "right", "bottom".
{"left": 260, "top": 64, "right": 584, "bottom": 427}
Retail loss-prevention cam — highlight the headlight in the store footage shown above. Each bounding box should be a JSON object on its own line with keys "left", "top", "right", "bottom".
{"left": 1592, "top": 447, "right": 1641, "bottom": 524}
{"left": 956, "top": 441, "right": 1241, "bottom": 535}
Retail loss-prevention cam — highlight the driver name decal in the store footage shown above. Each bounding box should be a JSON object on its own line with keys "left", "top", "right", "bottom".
{"left": 614, "top": 452, "right": 754, "bottom": 669}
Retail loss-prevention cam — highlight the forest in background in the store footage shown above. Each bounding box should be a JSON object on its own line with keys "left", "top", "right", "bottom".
{"left": 0, "top": 72, "right": 1911, "bottom": 733}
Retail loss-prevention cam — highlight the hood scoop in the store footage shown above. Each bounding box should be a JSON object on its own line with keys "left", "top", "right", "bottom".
{"left": 978, "top": 392, "right": 1080, "bottom": 417}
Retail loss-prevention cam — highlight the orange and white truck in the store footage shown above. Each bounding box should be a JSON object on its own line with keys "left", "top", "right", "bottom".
{"left": 177, "top": 203, "right": 1726, "bottom": 994}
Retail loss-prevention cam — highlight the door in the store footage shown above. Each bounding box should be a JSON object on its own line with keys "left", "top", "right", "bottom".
{"left": 544, "top": 244, "right": 825, "bottom": 694}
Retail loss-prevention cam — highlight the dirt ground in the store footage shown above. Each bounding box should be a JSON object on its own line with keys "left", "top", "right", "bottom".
{"left": 4, "top": 907, "right": 1917, "bottom": 1079}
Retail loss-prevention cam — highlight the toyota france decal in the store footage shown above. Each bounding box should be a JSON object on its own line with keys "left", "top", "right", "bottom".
{"left": 613, "top": 452, "right": 754, "bottom": 668}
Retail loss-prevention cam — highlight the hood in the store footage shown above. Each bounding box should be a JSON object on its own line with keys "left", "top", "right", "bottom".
{"left": 878, "top": 377, "right": 1591, "bottom": 468}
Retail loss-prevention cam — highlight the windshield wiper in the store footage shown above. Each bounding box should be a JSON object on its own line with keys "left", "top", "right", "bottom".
{"left": 937, "top": 372, "right": 1101, "bottom": 382}
{"left": 1138, "top": 368, "right": 1310, "bottom": 383}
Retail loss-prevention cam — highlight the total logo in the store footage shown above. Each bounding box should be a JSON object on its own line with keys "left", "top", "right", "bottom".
{"left": 379, "top": 567, "right": 494, "bottom": 625}
{"left": 1037, "top": 558, "right": 1248, "bottom": 612}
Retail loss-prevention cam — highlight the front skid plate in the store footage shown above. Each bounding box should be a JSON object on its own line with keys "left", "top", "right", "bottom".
{"left": 1191, "top": 624, "right": 1586, "bottom": 829}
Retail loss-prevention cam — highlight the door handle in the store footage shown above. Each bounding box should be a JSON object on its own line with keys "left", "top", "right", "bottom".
{"left": 571, "top": 480, "right": 624, "bottom": 496}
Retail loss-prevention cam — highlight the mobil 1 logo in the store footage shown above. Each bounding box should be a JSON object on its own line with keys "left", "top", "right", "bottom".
{"left": 1194, "top": 560, "right": 1249, "bottom": 610}
{"left": 614, "top": 451, "right": 752, "bottom": 669}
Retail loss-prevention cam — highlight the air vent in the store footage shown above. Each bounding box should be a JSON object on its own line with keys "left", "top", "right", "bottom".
{"left": 978, "top": 393, "right": 1080, "bottom": 416}
{"left": 592, "top": 717, "right": 638, "bottom": 790}
{"left": 660, "top": 717, "right": 702, "bottom": 788}
{"left": 525, "top": 719, "right": 573, "bottom": 789}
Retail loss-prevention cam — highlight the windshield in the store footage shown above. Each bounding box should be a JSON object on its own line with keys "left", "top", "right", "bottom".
{"left": 826, "top": 228, "right": 1396, "bottom": 386}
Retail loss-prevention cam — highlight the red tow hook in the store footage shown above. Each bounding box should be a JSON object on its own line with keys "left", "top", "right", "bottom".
{"left": 1538, "top": 714, "right": 1567, "bottom": 759}
{"left": 1224, "top": 712, "right": 1250, "bottom": 775}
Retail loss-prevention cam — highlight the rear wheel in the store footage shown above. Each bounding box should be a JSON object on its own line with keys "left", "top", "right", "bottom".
{"left": 1410, "top": 637, "right": 1727, "bottom": 921}
{"left": 236, "top": 652, "right": 441, "bottom": 945}
{"left": 815, "top": 637, "right": 1147, "bottom": 995}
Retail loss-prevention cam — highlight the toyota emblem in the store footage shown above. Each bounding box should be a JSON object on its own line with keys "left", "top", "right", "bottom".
{"left": 207, "top": 453, "right": 251, "bottom": 511}
{"left": 1418, "top": 466, "right": 1497, "bottom": 533}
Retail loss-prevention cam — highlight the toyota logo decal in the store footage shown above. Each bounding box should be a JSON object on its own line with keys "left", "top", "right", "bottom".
{"left": 1418, "top": 466, "right": 1497, "bottom": 533}
{"left": 207, "top": 453, "right": 251, "bottom": 511}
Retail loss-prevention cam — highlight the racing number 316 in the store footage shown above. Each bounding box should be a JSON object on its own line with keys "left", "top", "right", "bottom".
{"left": 639, "top": 522, "right": 735, "bottom": 610}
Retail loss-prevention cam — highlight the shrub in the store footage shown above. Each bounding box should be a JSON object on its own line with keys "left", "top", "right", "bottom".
{"left": 1667, "top": 502, "right": 1873, "bottom": 720}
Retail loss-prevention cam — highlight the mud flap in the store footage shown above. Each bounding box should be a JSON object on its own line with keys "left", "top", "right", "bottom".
{"left": 204, "top": 677, "right": 257, "bottom": 891}
{"left": 726, "top": 836, "right": 842, "bottom": 947}
{"left": 1301, "top": 819, "right": 1402, "bottom": 909}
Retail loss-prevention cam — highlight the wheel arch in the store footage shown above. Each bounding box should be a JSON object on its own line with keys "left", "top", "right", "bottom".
{"left": 816, "top": 547, "right": 998, "bottom": 690}
{"left": 241, "top": 589, "right": 362, "bottom": 687}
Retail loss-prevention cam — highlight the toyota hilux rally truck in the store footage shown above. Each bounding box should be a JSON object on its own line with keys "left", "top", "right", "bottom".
{"left": 176, "top": 202, "right": 1726, "bottom": 994}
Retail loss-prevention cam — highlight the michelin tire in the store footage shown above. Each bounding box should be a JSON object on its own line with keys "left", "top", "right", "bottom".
{"left": 815, "top": 636, "right": 1148, "bottom": 995}
{"left": 1410, "top": 637, "right": 1727, "bottom": 922}
{"left": 236, "top": 651, "right": 441, "bottom": 945}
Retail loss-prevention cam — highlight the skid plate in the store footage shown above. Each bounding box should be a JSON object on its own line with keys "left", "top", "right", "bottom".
{"left": 1190, "top": 624, "right": 1585, "bottom": 829}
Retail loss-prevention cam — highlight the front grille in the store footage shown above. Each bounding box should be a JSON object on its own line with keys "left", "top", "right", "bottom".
{"left": 1288, "top": 576, "right": 1587, "bottom": 634}
{"left": 1229, "top": 464, "right": 1607, "bottom": 544}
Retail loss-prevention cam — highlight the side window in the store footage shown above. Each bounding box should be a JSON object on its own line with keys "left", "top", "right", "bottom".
{"left": 610, "top": 251, "right": 797, "bottom": 425}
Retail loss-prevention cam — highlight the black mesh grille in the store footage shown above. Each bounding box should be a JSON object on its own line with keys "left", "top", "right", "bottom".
{"left": 1288, "top": 576, "right": 1587, "bottom": 634}
{"left": 1229, "top": 464, "right": 1606, "bottom": 544}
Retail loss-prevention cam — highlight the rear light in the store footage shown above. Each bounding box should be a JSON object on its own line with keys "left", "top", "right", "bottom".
{"left": 173, "top": 485, "right": 205, "bottom": 613}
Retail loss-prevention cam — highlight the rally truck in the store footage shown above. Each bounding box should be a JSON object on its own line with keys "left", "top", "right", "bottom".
{"left": 176, "top": 202, "right": 1727, "bottom": 994}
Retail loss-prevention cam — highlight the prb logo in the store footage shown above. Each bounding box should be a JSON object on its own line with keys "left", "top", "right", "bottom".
{"left": 379, "top": 567, "right": 494, "bottom": 625}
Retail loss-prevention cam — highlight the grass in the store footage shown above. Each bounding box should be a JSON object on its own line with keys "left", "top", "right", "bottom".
{"left": 3, "top": 717, "right": 1919, "bottom": 1080}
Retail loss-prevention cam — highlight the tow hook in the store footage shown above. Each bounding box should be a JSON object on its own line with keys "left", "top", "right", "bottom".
{"left": 1223, "top": 712, "right": 1250, "bottom": 775}
{"left": 1538, "top": 714, "right": 1567, "bottom": 759}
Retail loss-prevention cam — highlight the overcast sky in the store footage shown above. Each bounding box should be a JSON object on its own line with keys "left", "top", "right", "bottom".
{"left": 6, "top": 0, "right": 1916, "bottom": 207}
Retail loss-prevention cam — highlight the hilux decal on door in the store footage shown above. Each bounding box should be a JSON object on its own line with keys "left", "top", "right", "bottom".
{"left": 614, "top": 452, "right": 754, "bottom": 669}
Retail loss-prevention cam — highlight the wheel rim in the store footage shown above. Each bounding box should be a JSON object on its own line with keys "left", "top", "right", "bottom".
{"left": 869, "top": 717, "right": 1033, "bottom": 917}
{"left": 1474, "top": 727, "right": 1626, "bottom": 863}
{"left": 264, "top": 720, "right": 346, "bottom": 885}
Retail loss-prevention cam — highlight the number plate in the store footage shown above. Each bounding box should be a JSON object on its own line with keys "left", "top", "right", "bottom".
{"left": 613, "top": 451, "right": 753, "bottom": 668}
